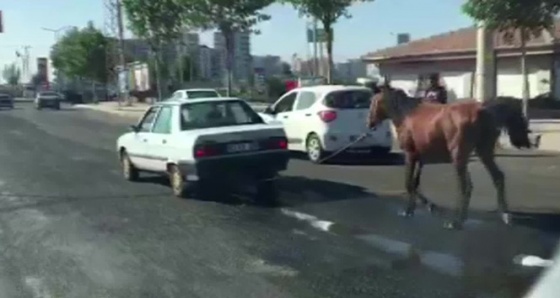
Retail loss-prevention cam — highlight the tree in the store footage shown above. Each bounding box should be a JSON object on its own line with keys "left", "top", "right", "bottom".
{"left": 463, "top": 0, "right": 560, "bottom": 116}
{"left": 122, "top": 0, "right": 187, "bottom": 100}
{"left": 50, "top": 22, "right": 108, "bottom": 84}
{"left": 280, "top": 62, "right": 292, "bottom": 76}
{"left": 285, "top": 0, "right": 373, "bottom": 84}
{"left": 181, "top": 0, "right": 275, "bottom": 96}
{"left": 2, "top": 63, "right": 21, "bottom": 85}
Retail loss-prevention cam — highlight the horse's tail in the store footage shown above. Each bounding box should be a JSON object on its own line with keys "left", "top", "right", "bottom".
{"left": 482, "top": 99, "right": 532, "bottom": 149}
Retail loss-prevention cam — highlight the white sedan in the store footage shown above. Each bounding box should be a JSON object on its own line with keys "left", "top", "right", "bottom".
{"left": 117, "top": 97, "right": 289, "bottom": 203}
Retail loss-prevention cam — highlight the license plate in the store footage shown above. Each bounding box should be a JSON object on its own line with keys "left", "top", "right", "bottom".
{"left": 227, "top": 142, "right": 256, "bottom": 153}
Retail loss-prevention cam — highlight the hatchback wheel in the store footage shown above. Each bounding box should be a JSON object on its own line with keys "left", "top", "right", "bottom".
{"left": 306, "top": 134, "right": 326, "bottom": 164}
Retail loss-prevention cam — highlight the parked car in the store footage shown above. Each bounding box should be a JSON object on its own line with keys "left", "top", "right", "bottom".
{"left": 0, "top": 93, "right": 14, "bottom": 109}
{"left": 166, "top": 88, "right": 221, "bottom": 101}
{"left": 35, "top": 91, "right": 62, "bottom": 110}
{"left": 116, "top": 97, "right": 289, "bottom": 203}
{"left": 259, "top": 85, "right": 393, "bottom": 163}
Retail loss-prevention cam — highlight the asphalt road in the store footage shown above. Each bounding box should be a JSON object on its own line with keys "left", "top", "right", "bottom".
{"left": 0, "top": 102, "right": 559, "bottom": 298}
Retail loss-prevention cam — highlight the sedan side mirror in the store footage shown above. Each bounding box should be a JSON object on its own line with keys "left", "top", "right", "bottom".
{"left": 129, "top": 125, "right": 140, "bottom": 132}
{"left": 264, "top": 106, "right": 274, "bottom": 114}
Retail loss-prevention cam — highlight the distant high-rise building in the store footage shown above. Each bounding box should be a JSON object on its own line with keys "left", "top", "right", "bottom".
{"left": 213, "top": 31, "right": 252, "bottom": 83}
{"left": 198, "top": 45, "right": 214, "bottom": 80}
{"left": 335, "top": 59, "right": 367, "bottom": 82}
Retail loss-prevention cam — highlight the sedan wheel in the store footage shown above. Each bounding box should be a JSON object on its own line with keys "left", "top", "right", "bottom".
{"left": 169, "top": 165, "right": 187, "bottom": 198}
{"left": 121, "top": 151, "right": 139, "bottom": 181}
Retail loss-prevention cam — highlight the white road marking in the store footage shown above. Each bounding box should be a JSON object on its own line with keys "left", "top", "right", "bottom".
{"left": 281, "top": 208, "right": 465, "bottom": 277}
{"left": 514, "top": 255, "right": 554, "bottom": 268}
{"left": 246, "top": 259, "right": 298, "bottom": 277}
{"left": 281, "top": 209, "right": 335, "bottom": 233}
{"left": 24, "top": 276, "right": 52, "bottom": 298}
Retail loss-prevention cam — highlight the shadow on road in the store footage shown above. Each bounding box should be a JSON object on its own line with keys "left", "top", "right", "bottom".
{"left": 511, "top": 212, "right": 560, "bottom": 234}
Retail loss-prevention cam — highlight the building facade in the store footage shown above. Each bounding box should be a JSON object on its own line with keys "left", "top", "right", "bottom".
{"left": 362, "top": 25, "right": 559, "bottom": 102}
{"left": 213, "top": 31, "right": 252, "bottom": 84}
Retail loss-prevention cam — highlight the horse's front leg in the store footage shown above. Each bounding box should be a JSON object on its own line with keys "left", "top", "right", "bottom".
{"left": 444, "top": 162, "right": 473, "bottom": 230}
{"left": 399, "top": 155, "right": 418, "bottom": 217}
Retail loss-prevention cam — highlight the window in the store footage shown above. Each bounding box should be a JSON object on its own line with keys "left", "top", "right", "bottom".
{"left": 180, "top": 100, "right": 262, "bottom": 130}
{"left": 273, "top": 92, "right": 297, "bottom": 113}
{"left": 324, "top": 90, "right": 372, "bottom": 109}
{"left": 186, "top": 90, "right": 220, "bottom": 99}
{"left": 295, "top": 91, "right": 317, "bottom": 110}
{"left": 138, "top": 107, "right": 159, "bottom": 132}
{"left": 152, "top": 106, "right": 173, "bottom": 134}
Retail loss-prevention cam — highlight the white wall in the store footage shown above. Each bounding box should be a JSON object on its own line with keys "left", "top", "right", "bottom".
{"left": 376, "top": 55, "right": 554, "bottom": 100}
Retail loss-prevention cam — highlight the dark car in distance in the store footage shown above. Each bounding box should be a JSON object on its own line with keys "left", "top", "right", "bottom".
{"left": 0, "top": 93, "right": 15, "bottom": 109}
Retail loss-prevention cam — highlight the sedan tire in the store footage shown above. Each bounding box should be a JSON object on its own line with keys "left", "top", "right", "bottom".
{"left": 120, "top": 150, "right": 139, "bottom": 181}
{"left": 169, "top": 165, "right": 188, "bottom": 198}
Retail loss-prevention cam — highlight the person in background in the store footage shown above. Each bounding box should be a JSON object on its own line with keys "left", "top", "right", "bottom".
{"left": 424, "top": 74, "right": 447, "bottom": 104}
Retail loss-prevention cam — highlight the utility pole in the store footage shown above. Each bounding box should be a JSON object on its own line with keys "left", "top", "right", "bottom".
{"left": 115, "top": 0, "right": 129, "bottom": 105}
{"left": 313, "top": 18, "right": 318, "bottom": 77}
{"left": 475, "top": 21, "right": 495, "bottom": 101}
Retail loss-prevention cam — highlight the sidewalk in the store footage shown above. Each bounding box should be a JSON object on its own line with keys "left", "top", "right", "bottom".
{"left": 74, "top": 101, "right": 149, "bottom": 119}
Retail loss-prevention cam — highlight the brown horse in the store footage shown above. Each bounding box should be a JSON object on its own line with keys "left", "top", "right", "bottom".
{"left": 368, "top": 89, "right": 532, "bottom": 230}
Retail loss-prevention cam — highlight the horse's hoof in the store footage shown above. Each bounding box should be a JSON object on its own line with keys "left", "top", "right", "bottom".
{"left": 398, "top": 209, "right": 414, "bottom": 218}
{"left": 443, "top": 221, "right": 463, "bottom": 230}
{"left": 501, "top": 213, "right": 513, "bottom": 225}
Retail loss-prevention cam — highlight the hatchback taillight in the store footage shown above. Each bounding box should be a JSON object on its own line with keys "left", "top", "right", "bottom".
{"left": 318, "top": 110, "right": 337, "bottom": 122}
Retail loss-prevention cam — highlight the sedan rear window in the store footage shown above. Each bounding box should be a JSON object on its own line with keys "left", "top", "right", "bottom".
{"left": 323, "top": 90, "right": 372, "bottom": 109}
{"left": 186, "top": 90, "right": 220, "bottom": 99}
{"left": 180, "top": 100, "right": 263, "bottom": 130}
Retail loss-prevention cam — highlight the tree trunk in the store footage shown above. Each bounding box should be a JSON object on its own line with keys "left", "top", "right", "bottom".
{"left": 520, "top": 31, "right": 529, "bottom": 117}
{"left": 324, "top": 23, "right": 334, "bottom": 84}
{"left": 154, "top": 51, "right": 163, "bottom": 102}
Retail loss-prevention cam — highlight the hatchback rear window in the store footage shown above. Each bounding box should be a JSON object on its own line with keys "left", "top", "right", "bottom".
{"left": 324, "top": 90, "right": 372, "bottom": 109}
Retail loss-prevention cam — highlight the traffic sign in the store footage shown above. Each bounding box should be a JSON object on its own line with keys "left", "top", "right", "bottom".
{"left": 0, "top": 11, "right": 4, "bottom": 33}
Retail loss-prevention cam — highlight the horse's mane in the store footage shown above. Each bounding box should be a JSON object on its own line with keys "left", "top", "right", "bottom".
{"left": 382, "top": 88, "right": 422, "bottom": 125}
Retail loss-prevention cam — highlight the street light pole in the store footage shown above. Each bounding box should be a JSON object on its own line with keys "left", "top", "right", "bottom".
{"left": 475, "top": 21, "right": 495, "bottom": 101}
{"left": 115, "top": 0, "right": 129, "bottom": 105}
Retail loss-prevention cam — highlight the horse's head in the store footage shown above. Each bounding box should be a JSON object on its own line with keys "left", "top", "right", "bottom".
{"left": 367, "top": 90, "right": 390, "bottom": 129}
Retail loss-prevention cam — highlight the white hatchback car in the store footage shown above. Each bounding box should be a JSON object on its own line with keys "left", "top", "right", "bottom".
{"left": 117, "top": 97, "right": 289, "bottom": 203}
{"left": 259, "top": 85, "right": 393, "bottom": 163}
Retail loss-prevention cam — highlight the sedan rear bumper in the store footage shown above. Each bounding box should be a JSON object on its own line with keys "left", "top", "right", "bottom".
{"left": 179, "top": 150, "right": 290, "bottom": 181}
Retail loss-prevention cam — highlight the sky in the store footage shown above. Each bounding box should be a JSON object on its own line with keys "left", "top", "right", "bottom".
{"left": 0, "top": 0, "right": 474, "bottom": 82}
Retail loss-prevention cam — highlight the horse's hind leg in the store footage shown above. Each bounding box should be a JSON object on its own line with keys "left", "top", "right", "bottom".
{"left": 477, "top": 150, "right": 511, "bottom": 225}
{"left": 444, "top": 161, "right": 473, "bottom": 230}
{"left": 399, "top": 155, "right": 418, "bottom": 217}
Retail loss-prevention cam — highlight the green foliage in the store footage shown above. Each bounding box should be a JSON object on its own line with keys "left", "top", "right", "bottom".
{"left": 462, "top": 0, "right": 560, "bottom": 40}
{"left": 2, "top": 63, "right": 21, "bottom": 85}
{"left": 50, "top": 22, "right": 108, "bottom": 83}
{"left": 122, "top": 0, "right": 186, "bottom": 50}
{"left": 266, "top": 76, "right": 286, "bottom": 98}
{"left": 280, "top": 62, "right": 292, "bottom": 76}
{"left": 284, "top": 0, "right": 373, "bottom": 83}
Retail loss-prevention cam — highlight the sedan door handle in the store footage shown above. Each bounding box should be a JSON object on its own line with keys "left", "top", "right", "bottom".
{"left": 282, "top": 115, "right": 289, "bottom": 119}
{"left": 142, "top": 139, "right": 147, "bottom": 142}
{"left": 305, "top": 113, "right": 311, "bottom": 116}
{"left": 162, "top": 139, "right": 167, "bottom": 144}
